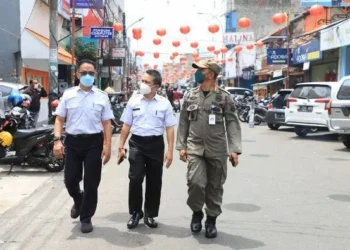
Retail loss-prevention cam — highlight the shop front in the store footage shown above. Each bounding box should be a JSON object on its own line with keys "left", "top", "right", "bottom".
{"left": 320, "top": 18, "right": 350, "bottom": 80}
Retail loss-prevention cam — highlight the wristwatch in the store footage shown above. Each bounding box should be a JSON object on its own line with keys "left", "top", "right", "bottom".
{"left": 53, "top": 136, "right": 62, "bottom": 142}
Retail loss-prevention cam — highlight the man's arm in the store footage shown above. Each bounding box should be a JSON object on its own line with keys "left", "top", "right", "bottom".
{"left": 54, "top": 116, "right": 65, "bottom": 138}
{"left": 224, "top": 94, "right": 242, "bottom": 154}
{"left": 175, "top": 96, "right": 190, "bottom": 151}
{"left": 119, "top": 124, "right": 131, "bottom": 149}
{"left": 54, "top": 93, "right": 67, "bottom": 137}
{"left": 164, "top": 101, "right": 177, "bottom": 152}
{"left": 166, "top": 126, "right": 175, "bottom": 152}
{"left": 101, "top": 97, "right": 115, "bottom": 147}
{"left": 118, "top": 101, "right": 133, "bottom": 149}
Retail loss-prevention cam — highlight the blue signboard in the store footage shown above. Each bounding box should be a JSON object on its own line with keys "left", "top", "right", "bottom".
{"left": 90, "top": 27, "right": 114, "bottom": 39}
{"left": 292, "top": 39, "right": 322, "bottom": 65}
{"left": 267, "top": 49, "right": 288, "bottom": 65}
{"left": 301, "top": 0, "right": 349, "bottom": 7}
{"left": 225, "top": 11, "right": 237, "bottom": 33}
{"left": 71, "top": 0, "right": 104, "bottom": 9}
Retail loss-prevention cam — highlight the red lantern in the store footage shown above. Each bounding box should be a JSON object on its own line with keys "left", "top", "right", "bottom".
{"left": 215, "top": 59, "right": 220, "bottom": 64}
{"left": 238, "top": 17, "right": 251, "bottom": 29}
{"left": 207, "top": 45, "right": 215, "bottom": 52}
{"left": 256, "top": 41, "right": 264, "bottom": 48}
{"left": 181, "top": 62, "right": 186, "bottom": 66}
{"left": 221, "top": 59, "right": 225, "bottom": 64}
{"left": 190, "top": 41, "right": 199, "bottom": 48}
{"left": 156, "top": 28, "right": 166, "bottom": 36}
{"left": 227, "top": 57, "right": 233, "bottom": 62}
{"left": 180, "top": 56, "right": 187, "bottom": 61}
{"left": 213, "top": 50, "right": 221, "bottom": 55}
{"left": 220, "top": 47, "right": 228, "bottom": 54}
{"left": 343, "top": 0, "right": 350, "bottom": 2}
{"left": 170, "top": 55, "right": 175, "bottom": 60}
{"left": 153, "top": 52, "right": 160, "bottom": 58}
{"left": 246, "top": 44, "right": 254, "bottom": 50}
{"left": 234, "top": 45, "right": 242, "bottom": 53}
{"left": 132, "top": 28, "right": 142, "bottom": 35}
{"left": 113, "top": 23, "right": 123, "bottom": 32}
{"left": 153, "top": 64, "right": 158, "bottom": 69}
{"left": 144, "top": 63, "right": 149, "bottom": 68}
{"left": 272, "top": 13, "right": 287, "bottom": 25}
{"left": 192, "top": 53, "right": 199, "bottom": 58}
{"left": 208, "top": 24, "right": 220, "bottom": 34}
{"left": 180, "top": 25, "right": 191, "bottom": 35}
{"left": 309, "top": 4, "right": 325, "bottom": 16}
{"left": 133, "top": 33, "right": 142, "bottom": 40}
{"left": 139, "top": 51, "right": 144, "bottom": 57}
{"left": 194, "top": 58, "right": 200, "bottom": 63}
{"left": 172, "top": 52, "right": 179, "bottom": 57}
{"left": 153, "top": 38, "right": 161, "bottom": 45}
{"left": 172, "top": 41, "right": 180, "bottom": 47}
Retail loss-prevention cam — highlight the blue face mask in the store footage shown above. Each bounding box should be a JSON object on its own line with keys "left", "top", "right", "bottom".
{"left": 80, "top": 74, "right": 95, "bottom": 87}
{"left": 194, "top": 70, "right": 205, "bottom": 84}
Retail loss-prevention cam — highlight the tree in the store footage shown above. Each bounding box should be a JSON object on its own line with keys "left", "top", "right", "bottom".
{"left": 66, "top": 37, "right": 98, "bottom": 62}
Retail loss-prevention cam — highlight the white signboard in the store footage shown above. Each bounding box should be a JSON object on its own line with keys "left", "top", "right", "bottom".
{"left": 112, "top": 48, "right": 126, "bottom": 58}
{"left": 223, "top": 32, "right": 255, "bottom": 45}
{"left": 320, "top": 19, "right": 350, "bottom": 51}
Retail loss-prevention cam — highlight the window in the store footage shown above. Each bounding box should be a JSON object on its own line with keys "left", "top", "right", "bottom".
{"left": 337, "top": 80, "right": 350, "bottom": 100}
{"left": 0, "top": 85, "right": 13, "bottom": 96}
{"left": 272, "top": 92, "right": 291, "bottom": 108}
{"left": 290, "top": 85, "right": 331, "bottom": 99}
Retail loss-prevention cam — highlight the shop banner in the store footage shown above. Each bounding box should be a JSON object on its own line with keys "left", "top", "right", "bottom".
{"left": 90, "top": 27, "right": 114, "bottom": 39}
{"left": 267, "top": 49, "right": 288, "bottom": 65}
{"left": 293, "top": 38, "right": 322, "bottom": 64}
{"left": 71, "top": 0, "right": 104, "bottom": 9}
{"left": 301, "top": 0, "right": 350, "bottom": 7}
{"left": 320, "top": 19, "right": 350, "bottom": 51}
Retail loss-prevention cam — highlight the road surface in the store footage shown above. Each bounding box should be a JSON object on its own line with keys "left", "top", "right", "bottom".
{"left": 0, "top": 124, "right": 350, "bottom": 250}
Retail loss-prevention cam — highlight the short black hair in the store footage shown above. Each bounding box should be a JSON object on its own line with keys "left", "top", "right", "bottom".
{"left": 146, "top": 69, "right": 162, "bottom": 86}
{"left": 78, "top": 59, "right": 96, "bottom": 69}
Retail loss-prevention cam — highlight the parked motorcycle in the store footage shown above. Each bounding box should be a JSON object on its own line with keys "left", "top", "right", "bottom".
{"left": 109, "top": 93, "right": 125, "bottom": 134}
{"left": 48, "top": 99, "right": 60, "bottom": 125}
{"left": 173, "top": 100, "right": 180, "bottom": 112}
{"left": 0, "top": 113, "right": 65, "bottom": 174}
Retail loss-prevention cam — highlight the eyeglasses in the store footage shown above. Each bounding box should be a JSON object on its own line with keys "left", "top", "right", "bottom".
{"left": 79, "top": 71, "right": 96, "bottom": 76}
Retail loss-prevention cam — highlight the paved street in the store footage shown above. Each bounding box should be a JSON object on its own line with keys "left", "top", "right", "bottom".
{"left": 1, "top": 123, "right": 350, "bottom": 250}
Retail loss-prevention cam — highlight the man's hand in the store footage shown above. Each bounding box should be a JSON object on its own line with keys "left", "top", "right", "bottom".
{"left": 102, "top": 145, "right": 111, "bottom": 165}
{"left": 179, "top": 149, "right": 187, "bottom": 163}
{"left": 117, "top": 148, "right": 126, "bottom": 165}
{"left": 229, "top": 152, "right": 239, "bottom": 167}
{"left": 53, "top": 140, "right": 64, "bottom": 159}
{"left": 164, "top": 150, "right": 173, "bottom": 168}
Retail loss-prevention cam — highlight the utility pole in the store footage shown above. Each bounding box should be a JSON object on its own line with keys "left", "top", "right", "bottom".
{"left": 71, "top": 0, "right": 76, "bottom": 87}
{"left": 49, "top": 0, "right": 58, "bottom": 120}
{"left": 122, "top": 12, "right": 127, "bottom": 95}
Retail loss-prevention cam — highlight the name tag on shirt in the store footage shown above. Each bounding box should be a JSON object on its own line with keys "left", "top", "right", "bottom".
{"left": 209, "top": 114, "right": 216, "bottom": 125}
{"left": 133, "top": 108, "right": 140, "bottom": 111}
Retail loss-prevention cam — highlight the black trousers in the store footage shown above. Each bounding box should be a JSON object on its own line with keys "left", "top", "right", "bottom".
{"left": 128, "top": 134, "right": 165, "bottom": 218}
{"left": 64, "top": 133, "right": 104, "bottom": 223}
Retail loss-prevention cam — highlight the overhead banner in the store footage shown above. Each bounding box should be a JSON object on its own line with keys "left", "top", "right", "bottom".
{"left": 293, "top": 38, "right": 322, "bottom": 64}
{"left": 301, "top": 0, "right": 350, "bottom": 7}
{"left": 71, "top": 0, "right": 104, "bottom": 9}
{"left": 320, "top": 19, "right": 350, "bottom": 51}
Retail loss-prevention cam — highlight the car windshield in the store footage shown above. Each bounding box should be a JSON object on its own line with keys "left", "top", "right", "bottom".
{"left": 290, "top": 85, "right": 331, "bottom": 99}
{"left": 0, "top": 85, "right": 13, "bottom": 96}
{"left": 337, "top": 79, "right": 350, "bottom": 100}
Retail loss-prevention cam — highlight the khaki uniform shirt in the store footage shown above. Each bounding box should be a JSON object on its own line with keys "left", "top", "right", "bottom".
{"left": 176, "top": 86, "right": 242, "bottom": 157}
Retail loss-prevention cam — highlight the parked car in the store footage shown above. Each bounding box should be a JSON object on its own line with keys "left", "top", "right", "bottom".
{"left": 225, "top": 87, "right": 253, "bottom": 98}
{"left": 328, "top": 76, "right": 350, "bottom": 148}
{"left": 0, "top": 82, "right": 28, "bottom": 110}
{"left": 266, "top": 89, "right": 293, "bottom": 130}
{"left": 285, "top": 82, "right": 335, "bottom": 137}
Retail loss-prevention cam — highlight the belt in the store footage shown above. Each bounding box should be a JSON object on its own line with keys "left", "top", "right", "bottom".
{"left": 67, "top": 132, "right": 103, "bottom": 139}
{"left": 131, "top": 134, "right": 163, "bottom": 140}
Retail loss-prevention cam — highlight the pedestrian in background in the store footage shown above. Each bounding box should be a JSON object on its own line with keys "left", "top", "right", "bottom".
{"left": 23, "top": 79, "right": 47, "bottom": 127}
{"left": 176, "top": 59, "right": 242, "bottom": 238}
{"left": 53, "top": 59, "right": 114, "bottom": 234}
{"left": 118, "top": 69, "right": 177, "bottom": 229}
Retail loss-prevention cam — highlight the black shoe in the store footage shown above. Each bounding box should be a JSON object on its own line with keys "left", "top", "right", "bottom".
{"left": 81, "top": 222, "right": 93, "bottom": 234}
{"left": 191, "top": 211, "right": 204, "bottom": 233}
{"left": 127, "top": 211, "right": 144, "bottom": 229}
{"left": 144, "top": 217, "right": 158, "bottom": 228}
{"left": 70, "top": 204, "right": 80, "bottom": 219}
{"left": 205, "top": 216, "right": 217, "bottom": 238}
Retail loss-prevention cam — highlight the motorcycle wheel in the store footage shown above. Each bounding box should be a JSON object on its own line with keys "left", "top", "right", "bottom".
{"left": 45, "top": 150, "right": 64, "bottom": 172}
{"left": 238, "top": 110, "right": 248, "bottom": 122}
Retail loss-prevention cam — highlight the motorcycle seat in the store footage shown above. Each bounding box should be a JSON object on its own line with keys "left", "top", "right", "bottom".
{"left": 14, "top": 126, "right": 54, "bottom": 139}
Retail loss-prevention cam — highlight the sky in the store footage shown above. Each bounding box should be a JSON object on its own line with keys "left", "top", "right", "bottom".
{"left": 124, "top": 0, "right": 227, "bottom": 67}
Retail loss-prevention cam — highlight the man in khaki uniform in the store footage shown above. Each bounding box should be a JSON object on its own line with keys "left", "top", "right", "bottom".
{"left": 176, "top": 59, "right": 242, "bottom": 238}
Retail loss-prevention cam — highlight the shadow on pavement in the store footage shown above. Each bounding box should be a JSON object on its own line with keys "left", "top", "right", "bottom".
{"left": 291, "top": 133, "right": 339, "bottom": 142}
{"left": 68, "top": 222, "right": 153, "bottom": 248}
{"left": 328, "top": 194, "right": 350, "bottom": 202}
{"left": 224, "top": 203, "right": 261, "bottom": 212}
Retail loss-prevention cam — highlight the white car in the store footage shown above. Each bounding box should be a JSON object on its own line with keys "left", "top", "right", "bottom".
{"left": 285, "top": 82, "right": 336, "bottom": 137}
{"left": 225, "top": 87, "right": 253, "bottom": 99}
{"left": 328, "top": 76, "right": 350, "bottom": 148}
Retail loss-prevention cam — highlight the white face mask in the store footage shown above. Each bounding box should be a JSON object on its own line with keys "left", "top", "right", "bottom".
{"left": 139, "top": 82, "right": 152, "bottom": 95}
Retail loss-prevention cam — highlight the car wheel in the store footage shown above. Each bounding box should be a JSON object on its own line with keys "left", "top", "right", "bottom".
{"left": 294, "top": 126, "right": 309, "bottom": 137}
{"left": 268, "top": 123, "right": 280, "bottom": 130}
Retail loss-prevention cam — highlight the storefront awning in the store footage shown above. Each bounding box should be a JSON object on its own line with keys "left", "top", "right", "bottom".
{"left": 21, "top": 28, "right": 75, "bottom": 72}
{"left": 253, "top": 76, "right": 288, "bottom": 86}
